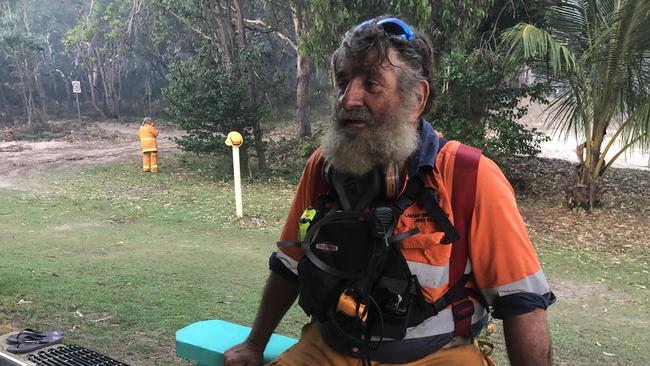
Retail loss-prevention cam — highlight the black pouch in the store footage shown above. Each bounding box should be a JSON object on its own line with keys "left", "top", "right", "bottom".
{"left": 297, "top": 211, "right": 373, "bottom": 321}
{"left": 365, "top": 243, "right": 416, "bottom": 339}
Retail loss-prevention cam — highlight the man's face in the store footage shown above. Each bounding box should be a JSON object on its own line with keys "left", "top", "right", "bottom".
{"left": 335, "top": 54, "right": 401, "bottom": 131}
{"left": 321, "top": 48, "right": 420, "bottom": 175}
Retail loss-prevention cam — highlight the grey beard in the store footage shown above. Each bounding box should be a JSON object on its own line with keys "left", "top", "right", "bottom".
{"left": 321, "top": 108, "right": 420, "bottom": 176}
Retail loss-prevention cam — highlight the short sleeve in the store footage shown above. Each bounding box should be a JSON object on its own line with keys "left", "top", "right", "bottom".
{"left": 469, "top": 156, "right": 555, "bottom": 318}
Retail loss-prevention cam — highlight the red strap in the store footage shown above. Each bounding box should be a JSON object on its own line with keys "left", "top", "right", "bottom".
{"left": 450, "top": 144, "right": 482, "bottom": 336}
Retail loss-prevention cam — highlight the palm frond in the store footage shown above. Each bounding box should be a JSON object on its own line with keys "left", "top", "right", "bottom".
{"left": 587, "top": 0, "right": 650, "bottom": 105}
{"left": 502, "top": 23, "right": 579, "bottom": 78}
{"left": 545, "top": 72, "right": 594, "bottom": 142}
{"left": 620, "top": 97, "right": 650, "bottom": 150}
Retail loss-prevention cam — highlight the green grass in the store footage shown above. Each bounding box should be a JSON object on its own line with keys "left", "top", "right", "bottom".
{"left": 0, "top": 159, "right": 308, "bottom": 365}
{"left": 1, "top": 156, "right": 648, "bottom": 365}
{"left": 536, "top": 244, "right": 649, "bottom": 366}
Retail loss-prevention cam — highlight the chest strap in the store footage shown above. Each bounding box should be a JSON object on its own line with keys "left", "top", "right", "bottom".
{"left": 396, "top": 169, "right": 459, "bottom": 243}
{"left": 395, "top": 143, "right": 484, "bottom": 336}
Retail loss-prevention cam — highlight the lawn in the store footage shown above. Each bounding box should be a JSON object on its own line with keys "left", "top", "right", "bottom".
{"left": 1, "top": 154, "right": 648, "bottom": 365}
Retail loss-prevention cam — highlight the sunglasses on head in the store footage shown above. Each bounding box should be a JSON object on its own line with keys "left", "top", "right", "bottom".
{"left": 355, "top": 17, "right": 415, "bottom": 41}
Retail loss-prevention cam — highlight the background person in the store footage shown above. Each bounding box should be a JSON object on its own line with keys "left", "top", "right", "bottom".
{"left": 138, "top": 117, "right": 158, "bottom": 173}
{"left": 224, "top": 16, "right": 555, "bottom": 366}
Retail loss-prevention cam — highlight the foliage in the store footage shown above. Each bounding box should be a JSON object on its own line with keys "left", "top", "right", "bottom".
{"left": 0, "top": 4, "right": 47, "bottom": 126}
{"left": 502, "top": 0, "right": 650, "bottom": 209}
{"left": 162, "top": 52, "right": 264, "bottom": 154}
{"left": 63, "top": 0, "right": 147, "bottom": 118}
{"left": 303, "top": 0, "right": 493, "bottom": 66}
{"left": 429, "top": 49, "right": 549, "bottom": 159}
{"left": 301, "top": 1, "right": 547, "bottom": 162}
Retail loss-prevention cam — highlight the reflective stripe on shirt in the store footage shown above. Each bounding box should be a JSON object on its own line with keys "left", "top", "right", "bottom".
{"left": 374, "top": 295, "right": 488, "bottom": 341}
{"left": 276, "top": 250, "right": 299, "bottom": 276}
{"left": 407, "top": 261, "right": 448, "bottom": 289}
{"left": 480, "top": 269, "right": 550, "bottom": 304}
{"left": 406, "top": 258, "right": 471, "bottom": 290}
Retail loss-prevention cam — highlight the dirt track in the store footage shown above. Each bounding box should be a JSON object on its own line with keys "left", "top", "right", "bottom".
{"left": 0, "top": 113, "right": 647, "bottom": 192}
{"left": 0, "top": 122, "right": 182, "bottom": 190}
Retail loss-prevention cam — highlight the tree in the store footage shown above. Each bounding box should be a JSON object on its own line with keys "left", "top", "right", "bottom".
{"left": 162, "top": 53, "right": 264, "bottom": 173}
{"left": 303, "top": 0, "right": 493, "bottom": 67}
{"left": 155, "top": 0, "right": 268, "bottom": 171}
{"left": 0, "top": 2, "right": 46, "bottom": 127}
{"left": 290, "top": 0, "right": 311, "bottom": 138}
{"left": 429, "top": 49, "right": 548, "bottom": 159}
{"left": 502, "top": 0, "right": 650, "bottom": 209}
{"left": 64, "top": 0, "right": 148, "bottom": 119}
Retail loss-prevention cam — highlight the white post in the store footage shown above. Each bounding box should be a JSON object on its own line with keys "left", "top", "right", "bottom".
{"left": 232, "top": 146, "right": 243, "bottom": 218}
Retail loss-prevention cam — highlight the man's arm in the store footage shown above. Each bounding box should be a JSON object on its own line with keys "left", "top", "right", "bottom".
{"left": 223, "top": 271, "right": 299, "bottom": 366}
{"left": 503, "top": 309, "right": 553, "bottom": 366}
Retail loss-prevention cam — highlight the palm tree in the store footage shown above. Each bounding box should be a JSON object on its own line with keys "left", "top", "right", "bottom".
{"left": 502, "top": 0, "right": 650, "bottom": 210}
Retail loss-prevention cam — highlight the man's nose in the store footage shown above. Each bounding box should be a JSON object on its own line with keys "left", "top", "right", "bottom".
{"left": 339, "top": 78, "right": 364, "bottom": 110}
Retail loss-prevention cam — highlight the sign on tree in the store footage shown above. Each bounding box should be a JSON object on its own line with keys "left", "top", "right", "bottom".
{"left": 72, "top": 81, "right": 81, "bottom": 94}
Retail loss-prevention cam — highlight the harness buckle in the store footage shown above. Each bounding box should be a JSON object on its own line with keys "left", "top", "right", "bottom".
{"left": 452, "top": 299, "right": 474, "bottom": 321}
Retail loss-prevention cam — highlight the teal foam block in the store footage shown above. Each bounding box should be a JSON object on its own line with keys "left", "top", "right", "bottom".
{"left": 176, "top": 320, "right": 298, "bottom": 366}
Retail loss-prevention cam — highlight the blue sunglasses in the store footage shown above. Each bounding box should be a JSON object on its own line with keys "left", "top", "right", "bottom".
{"left": 355, "top": 17, "right": 415, "bottom": 40}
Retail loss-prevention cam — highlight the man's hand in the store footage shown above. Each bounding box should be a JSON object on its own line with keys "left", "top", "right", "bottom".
{"left": 503, "top": 309, "right": 553, "bottom": 366}
{"left": 223, "top": 272, "right": 299, "bottom": 366}
{"left": 223, "top": 338, "right": 264, "bottom": 366}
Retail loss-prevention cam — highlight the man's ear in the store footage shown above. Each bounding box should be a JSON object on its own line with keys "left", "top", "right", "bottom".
{"left": 416, "top": 79, "right": 429, "bottom": 115}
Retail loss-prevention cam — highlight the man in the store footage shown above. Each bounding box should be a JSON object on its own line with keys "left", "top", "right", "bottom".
{"left": 138, "top": 117, "right": 158, "bottom": 173}
{"left": 225, "top": 17, "right": 555, "bottom": 366}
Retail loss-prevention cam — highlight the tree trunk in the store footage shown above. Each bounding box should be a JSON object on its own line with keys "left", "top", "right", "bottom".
{"left": 568, "top": 124, "right": 607, "bottom": 210}
{"left": 291, "top": 0, "right": 311, "bottom": 138}
{"left": 17, "top": 63, "right": 32, "bottom": 128}
{"left": 0, "top": 86, "right": 11, "bottom": 124}
{"left": 239, "top": 142, "right": 250, "bottom": 178}
{"left": 94, "top": 47, "right": 116, "bottom": 118}
{"left": 214, "top": 1, "right": 234, "bottom": 66}
{"left": 233, "top": 0, "right": 267, "bottom": 172}
{"left": 86, "top": 69, "right": 104, "bottom": 116}
{"left": 567, "top": 161, "right": 603, "bottom": 211}
{"left": 295, "top": 53, "right": 311, "bottom": 137}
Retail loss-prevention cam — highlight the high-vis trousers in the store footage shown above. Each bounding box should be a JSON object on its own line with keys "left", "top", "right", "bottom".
{"left": 142, "top": 151, "right": 158, "bottom": 173}
{"left": 266, "top": 322, "right": 488, "bottom": 366}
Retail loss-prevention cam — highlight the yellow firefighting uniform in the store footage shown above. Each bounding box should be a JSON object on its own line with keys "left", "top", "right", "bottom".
{"left": 138, "top": 123, "right": 158, "bottom": 172}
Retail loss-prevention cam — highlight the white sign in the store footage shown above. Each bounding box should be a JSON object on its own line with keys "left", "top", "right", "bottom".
{"left": 72, "top": 81, "right": 81, "bottom": 94}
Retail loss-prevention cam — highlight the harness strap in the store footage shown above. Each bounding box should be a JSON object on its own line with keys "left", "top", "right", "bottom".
{"left": 449, "top": 144, "right": 482, "bottom": 336}
{"left": 405, "top": 170, "right": 459, "bottom": 243}
{"left": 277, "top": 240, "right": 301, "bottom": 248}
{"left": 390, "top": 227, "right": 420, "bottom": 243}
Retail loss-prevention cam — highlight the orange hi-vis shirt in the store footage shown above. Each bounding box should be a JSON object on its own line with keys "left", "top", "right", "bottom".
{"left": 270, "top": 121, "right": 554, "bottom": 361}
{"left": 138, "top": 124, "right": 158, "bottom": 153}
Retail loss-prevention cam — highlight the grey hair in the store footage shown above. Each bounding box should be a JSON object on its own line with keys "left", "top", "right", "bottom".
{"left": 143, "top": 117, "right": 153, "bottom": 124}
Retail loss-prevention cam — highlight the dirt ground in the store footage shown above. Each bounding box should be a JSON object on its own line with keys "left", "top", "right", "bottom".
{"left": 0, "top": 121, "right": 183, "bottom": 191}
{"left": 1, "top": 109, "right": 647, "bottom": 189}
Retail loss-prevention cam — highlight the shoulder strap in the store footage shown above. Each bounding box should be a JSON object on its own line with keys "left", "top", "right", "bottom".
{"left": 406, "top": 170, "right": 459, "bottom": 243}
{"left": 449, "top": 143, "right": 482, "bottom": 336}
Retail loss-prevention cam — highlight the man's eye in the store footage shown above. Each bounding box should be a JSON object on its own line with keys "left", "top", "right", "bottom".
{"left": 366, "top": 80, "right": 380, "bottom": 90}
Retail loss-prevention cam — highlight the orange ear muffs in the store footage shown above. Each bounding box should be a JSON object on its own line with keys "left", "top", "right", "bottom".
{"left": 384, "top": 162, "right": 401, "bottom": 200}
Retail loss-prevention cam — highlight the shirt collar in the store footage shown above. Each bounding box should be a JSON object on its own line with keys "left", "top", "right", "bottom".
{"left": 408, "top": 119, "right": 440, "bottom": 177}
